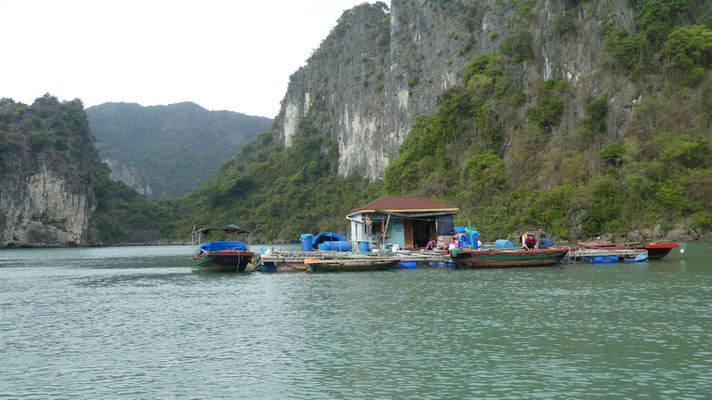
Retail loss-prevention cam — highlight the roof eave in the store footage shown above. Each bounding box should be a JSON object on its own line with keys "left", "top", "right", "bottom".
{"left": 346, "top": 208, "right": 459, "bottom": 218}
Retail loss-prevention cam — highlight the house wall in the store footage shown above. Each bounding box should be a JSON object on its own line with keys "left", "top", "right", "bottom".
{"left": 349, "top": 214, "right": 364, "bottom": 242}
{"left": 386, "top": 218, "right": 405, "bottom": 248}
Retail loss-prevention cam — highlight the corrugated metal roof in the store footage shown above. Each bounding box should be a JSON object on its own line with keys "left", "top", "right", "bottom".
{"left": 347, "top": 196, "right": 459, "bottom": 217}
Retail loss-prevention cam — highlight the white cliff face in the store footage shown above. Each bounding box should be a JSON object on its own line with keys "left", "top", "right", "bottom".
{"left": 1, "top": 166, "right": 93, "bottom": 247}
{"left": 337, "top": 106, "right": 390, "bottom": 179}
{"left": 283, "top": 101, "right": 300, "bottom": 148}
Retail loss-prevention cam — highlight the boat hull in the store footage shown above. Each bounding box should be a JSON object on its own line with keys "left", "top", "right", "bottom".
{"left": 578, "top": 242, "right": 679, "bottom": 260}
{"left": 192, "top": 250, "right": 254, "bottom": 272}
{"left": 304, "top": 258, "right": 400, "bottom": 272}
{"left": 644, "top": 245, "right": 675, "bottom": 260}
{"left": 451, "top": 247, "right": 571, "bottom": 268}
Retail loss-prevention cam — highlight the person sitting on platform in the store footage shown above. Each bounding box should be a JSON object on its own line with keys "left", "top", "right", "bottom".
{"left": 524, "top": 232, "right": 538, "bottom": 250}
{"left": 425, "top": 239, "right": 436, "bottom": 250}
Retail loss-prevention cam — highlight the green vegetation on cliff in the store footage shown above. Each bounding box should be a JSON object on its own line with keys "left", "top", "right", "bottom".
{"left": 380, "top": 0, "right": 712, "bottom": 240}
{"left": 161, "top": 108, "right": 383, "bottom": 242}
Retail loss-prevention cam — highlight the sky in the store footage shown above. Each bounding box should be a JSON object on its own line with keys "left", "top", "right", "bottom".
{"left": 0, "top": 0, "right": 382, "bottom": 118}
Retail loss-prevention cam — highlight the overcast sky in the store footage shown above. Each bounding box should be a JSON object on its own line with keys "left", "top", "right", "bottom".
{"left": 0, "top": 0, "right": 383, "bottom": 118}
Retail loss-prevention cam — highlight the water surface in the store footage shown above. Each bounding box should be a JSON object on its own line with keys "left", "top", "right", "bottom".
{"left": 1, "top": 243, "right": 710, "bottom": 398}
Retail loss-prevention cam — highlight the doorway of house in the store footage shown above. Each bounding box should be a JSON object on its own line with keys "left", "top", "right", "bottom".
{"left": 412, "top": 219, "right": 431, "bottom": 248}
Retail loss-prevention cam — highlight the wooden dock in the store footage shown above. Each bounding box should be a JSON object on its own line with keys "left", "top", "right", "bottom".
{"left": 566, "top": 248, "right": 648, "bottom": 262}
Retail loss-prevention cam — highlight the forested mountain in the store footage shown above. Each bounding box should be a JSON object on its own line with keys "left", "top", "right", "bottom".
{"left": 86, "top": 102, "right": 271, "bottom": 199}
{"left": 163, "top": 0, "right": 712, "bottom": 243}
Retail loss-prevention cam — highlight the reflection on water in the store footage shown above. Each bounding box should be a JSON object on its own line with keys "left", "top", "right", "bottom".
{"left": 0, "top": 243, "right": 711, "bottom": 398}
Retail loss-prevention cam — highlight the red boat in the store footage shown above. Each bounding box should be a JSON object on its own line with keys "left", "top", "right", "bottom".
{"left": 578, "top": 242, "right": 680, "bottom": 260}
{"left": 450, "top": 247, "right": 574, "bottom": 268}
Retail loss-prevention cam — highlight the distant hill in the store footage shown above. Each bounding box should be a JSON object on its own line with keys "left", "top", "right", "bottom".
{"left": 86, "top": 102, "right": 272, "bottom": 199}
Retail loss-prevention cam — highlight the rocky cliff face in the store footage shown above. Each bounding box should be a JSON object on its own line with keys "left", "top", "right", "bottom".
{"left": 273, "top": 0, "right": 639, "bottom": 180}
{"left": 0, "top": 96, "right": 98, "bottom": 247}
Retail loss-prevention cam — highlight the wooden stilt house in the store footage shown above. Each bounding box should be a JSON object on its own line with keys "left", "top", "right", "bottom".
{"left": 346, "top": 197, "right": 459, "bottom": 250}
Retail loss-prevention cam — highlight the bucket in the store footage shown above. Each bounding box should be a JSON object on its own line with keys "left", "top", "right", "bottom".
{"left": 358, "top": 241, "right": 369, "bottom": 252}
{"left": 300, "top": 233, "right": 313, "bottom": 252}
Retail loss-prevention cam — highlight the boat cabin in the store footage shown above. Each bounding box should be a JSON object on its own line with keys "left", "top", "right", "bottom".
{"left": 346, "top": 197, "right": 459, "bottom": 250}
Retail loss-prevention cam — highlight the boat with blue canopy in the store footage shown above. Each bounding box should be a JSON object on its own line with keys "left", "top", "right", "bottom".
{"left": 190, "top": 224, "right": 255, "bottom": 272}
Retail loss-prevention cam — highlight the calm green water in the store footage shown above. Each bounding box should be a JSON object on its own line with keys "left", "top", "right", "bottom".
{"left": 1, "top": 243, "right": 710, "bottom": 399}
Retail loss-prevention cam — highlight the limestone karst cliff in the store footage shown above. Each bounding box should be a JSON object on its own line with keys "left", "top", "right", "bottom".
{"left": 0, "top": 96, "right": 98, "bottom": 247}
{"left": 274, "top": 0, "right": 638, "bottom": 180}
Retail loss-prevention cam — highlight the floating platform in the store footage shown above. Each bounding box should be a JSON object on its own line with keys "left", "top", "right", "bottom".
{"left": 565, "top": 248, "right": 648, "bottom": 263}
{"left": 259, "top": 249, "right": 453, "bottom": 271}
{"left": 392, "top": 250, "right": 455, "bottom": 268}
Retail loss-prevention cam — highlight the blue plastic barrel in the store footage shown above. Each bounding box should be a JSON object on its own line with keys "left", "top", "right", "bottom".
{"left": 300, "top": 233, "right": 313, "bottom": 252}
{"left": 317, "top": 242, "right": 331, "bottom": 251}
{"left": 397, "top": 261, "right": 416, "bottom": 269}
{"left": 494, "top": 239, "right": 514, "bottom": 249}
{"left": 329, "top": 241, "right": 351, "bottom": 251}
{"left": 358, "top": 241, "right": 369, "bottom": 252}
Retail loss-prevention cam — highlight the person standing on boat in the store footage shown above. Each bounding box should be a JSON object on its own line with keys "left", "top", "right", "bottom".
{"left": 524, "top": 232, "right": 538, "bottom": 250}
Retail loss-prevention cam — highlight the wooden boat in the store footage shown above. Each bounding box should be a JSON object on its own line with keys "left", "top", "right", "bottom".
{"left": 190, "top": 224, "right": 255, "bottom": 272}
{"left": 450, "top": 247, "right": 573, "bottom": 268}
{"left": 303, "top": 256, "right": 400, "bottom": 272}
{"left": 578, "top": 241, "right": 679, "bottom": 260}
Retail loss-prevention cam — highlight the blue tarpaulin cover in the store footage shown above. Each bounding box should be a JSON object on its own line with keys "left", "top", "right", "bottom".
{"left": 311, "top": 232, "right": 347, "bottom": 248}
{"left": 539, "top": 237, "right": 554, "bottom": 249}
{"left": 199, "top": 241, "right": 245, "bottom": 254}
